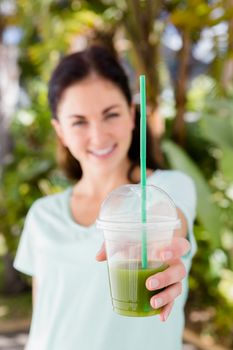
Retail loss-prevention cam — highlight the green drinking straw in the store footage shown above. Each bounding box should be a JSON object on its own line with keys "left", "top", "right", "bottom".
{"left": 140, "top": 75, "right": 148, "bottom": 269}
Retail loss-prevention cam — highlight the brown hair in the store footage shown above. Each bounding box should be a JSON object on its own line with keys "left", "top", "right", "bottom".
{"left": 48, "top": 45, "right": 159, "bottom": 181}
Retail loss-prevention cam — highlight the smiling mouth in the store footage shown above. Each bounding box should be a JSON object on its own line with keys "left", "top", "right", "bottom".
{"left": 89, "top": 144, "right": 117, "bottom": 158}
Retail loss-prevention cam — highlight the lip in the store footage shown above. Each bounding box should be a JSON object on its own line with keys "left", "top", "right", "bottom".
{"left": 88, "top": 144, "right": 117, "bottom": 159}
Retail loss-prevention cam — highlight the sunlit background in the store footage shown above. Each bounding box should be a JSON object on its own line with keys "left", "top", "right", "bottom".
{"left": 0, "top": 1, "right": 233, "bottom": 349}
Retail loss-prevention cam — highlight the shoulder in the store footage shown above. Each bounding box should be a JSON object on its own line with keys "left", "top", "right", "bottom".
{"left": 28, "top": 188, "right": 71, "bottom": 219}
{"left": 148, "top": 169, "right": 197, "bottom": 206}
{"left": 150, "top": 169, "right": 195, "bottom": 189}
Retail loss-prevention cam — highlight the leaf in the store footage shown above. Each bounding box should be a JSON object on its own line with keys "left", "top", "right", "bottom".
{"left": 162, "top": 140, "right": 221, "bottom": 247}
{"left": 200, "top": 111, "right": 233, "bottom": 182}
{"left": 201, "top": 114, "right": 233, "bottom": 149}
{"left": 220, "top": 148, "right": 233, "bottom": 183}
{"left": 19, "top": 159, "right": 55, "bottom": 182}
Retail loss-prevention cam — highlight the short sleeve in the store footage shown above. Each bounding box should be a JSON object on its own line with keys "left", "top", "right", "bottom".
{"left": 13, "top": 205, "right": 36, "bottom": 276}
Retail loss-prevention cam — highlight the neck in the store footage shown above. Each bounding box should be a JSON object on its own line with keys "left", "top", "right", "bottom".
{"left": 73, "top": 158, "right": 133, "bottom": 199}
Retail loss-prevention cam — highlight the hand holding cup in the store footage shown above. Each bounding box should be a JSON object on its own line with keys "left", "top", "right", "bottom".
{"left": 96, "top": 236, "right": 190, "bottom": 321}
{"left": 96, "top": 184, "right": 185, "bottom": 318}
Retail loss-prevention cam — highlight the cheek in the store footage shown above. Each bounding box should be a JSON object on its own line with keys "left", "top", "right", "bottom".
{"left": 113, "top": 120, "right": 134, "bottom": 140}
{"left": 62, "top": 128, "right": 86, "bottom": 152}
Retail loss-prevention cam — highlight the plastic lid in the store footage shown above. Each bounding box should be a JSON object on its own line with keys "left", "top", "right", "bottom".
{"left": 96, "top": 184, "right": 180, "bottom": 231}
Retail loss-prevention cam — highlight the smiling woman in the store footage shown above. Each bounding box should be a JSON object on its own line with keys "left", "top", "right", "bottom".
{"left": 48, "top": 47, "right": 158, "bottom": 182}
{"left": 13, "top": 45, "right": 197, "bottom": 350}
{"left": 52, "top": 76, "right": 135, "bottom": 178}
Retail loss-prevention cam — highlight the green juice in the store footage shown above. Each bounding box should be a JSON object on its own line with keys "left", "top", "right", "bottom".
{"left": 108, "top": 261, "right": 167, "bottom": 317}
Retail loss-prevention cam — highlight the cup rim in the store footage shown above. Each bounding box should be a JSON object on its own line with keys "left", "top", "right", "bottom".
{"left": 96, "top": 217, "right": 181, "bottom": 231}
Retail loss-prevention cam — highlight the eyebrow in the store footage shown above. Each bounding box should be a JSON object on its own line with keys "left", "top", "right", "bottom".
{"left": 102, "top": 104, "right": 120, "bottom": 114}
{"left": 69, "top": 104, "right": 120, "bottom": 119}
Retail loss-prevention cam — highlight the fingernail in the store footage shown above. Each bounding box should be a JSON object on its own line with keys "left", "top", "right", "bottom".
{"left": 149, "top": 279, "right": 159, "bottom": 289}
{"left": 163, "top": 310, "right": 169, "bottom": 321}
{"left": 161, "top": 251, "right": 173, "bottom": 260}
{"left": 153, "top": 298, "right": 163, "bottom": 309}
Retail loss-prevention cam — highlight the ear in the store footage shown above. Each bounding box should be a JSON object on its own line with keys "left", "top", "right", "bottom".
{"left": 51, "top": 119, "right": 67, "bottom": 146}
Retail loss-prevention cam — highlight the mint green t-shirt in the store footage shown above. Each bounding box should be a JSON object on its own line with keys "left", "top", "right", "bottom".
{"left": 14, "top": 170, "right": 197, "bottom": 350}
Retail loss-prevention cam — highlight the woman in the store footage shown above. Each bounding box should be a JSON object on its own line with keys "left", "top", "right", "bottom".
{"left": 14, "top": 45, "right": 196, "bottom": 350}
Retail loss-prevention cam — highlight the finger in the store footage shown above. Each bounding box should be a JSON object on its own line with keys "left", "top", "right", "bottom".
{"left": 150, "top": 282, "right": 182, "bottom": 310}
{"left": 159, "top": 301, "right": 174, "bottom": 322}
{"left": 96, "top": 243, "right": 107, "bottom": 261}
{"left": 146, "top": 260, "right": 186, "bottom": 290}
{"left": 157, "top": 237, "right": 191, "bottom": 262}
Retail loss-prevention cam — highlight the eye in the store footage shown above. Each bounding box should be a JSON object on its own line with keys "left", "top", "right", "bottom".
{"left": 72, "top": 120, "right": 87, "bottom": 126}
{"left": 105, "top": 113, "right": 120, "bottom": 119}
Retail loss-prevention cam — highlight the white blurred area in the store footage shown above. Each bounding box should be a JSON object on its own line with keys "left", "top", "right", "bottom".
{"left": 0, "top": 332, "right": 197, "bottom": 350}
{"left": 0, "top": 1, "right": 21, "bottom": 174}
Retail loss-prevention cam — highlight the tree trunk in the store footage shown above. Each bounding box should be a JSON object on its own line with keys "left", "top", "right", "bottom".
{"left": 124, "top": 0, "right": 162, "bottom": 109}
{"left": 123, "top": 0, "right": 164, "bottom": 166}
{"left": 172, "top": 29, "right": 191, "bottom": 146}
{"left": 3, "top": 253, "right": 29, "bottom": 295}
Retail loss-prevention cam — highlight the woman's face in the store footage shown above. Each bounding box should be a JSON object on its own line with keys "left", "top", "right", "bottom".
{"left": 52, "top": 75, "right": 135, "bottom": 176}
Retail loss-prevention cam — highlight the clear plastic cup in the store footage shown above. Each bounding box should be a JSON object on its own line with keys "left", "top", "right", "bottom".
{"left": 97, "top": 184, "right": 180, "bottom": 317}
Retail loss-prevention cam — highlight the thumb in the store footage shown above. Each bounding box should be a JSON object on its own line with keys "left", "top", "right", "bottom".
{"left": 96, "top": 243, "right": 107, "bottom": 261}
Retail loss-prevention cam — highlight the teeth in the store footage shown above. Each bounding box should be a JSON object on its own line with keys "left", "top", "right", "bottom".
{"left": 91, "top": 146, "right": 114, "bottom": 156}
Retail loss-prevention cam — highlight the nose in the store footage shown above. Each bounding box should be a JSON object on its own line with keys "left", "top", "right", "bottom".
{"left": 89, "top": 121, "right": 109, "bottom": 147}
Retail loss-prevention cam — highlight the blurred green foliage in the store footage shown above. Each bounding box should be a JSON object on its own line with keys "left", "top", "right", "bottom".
{"left": 0, "top": 82, "right": 55, "bottom": 252}
{"left": 0, "top": 0, "right": 232, "bottom": 347}
{"left": 163, "top": 96, "right": 233, "bottom": 346}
